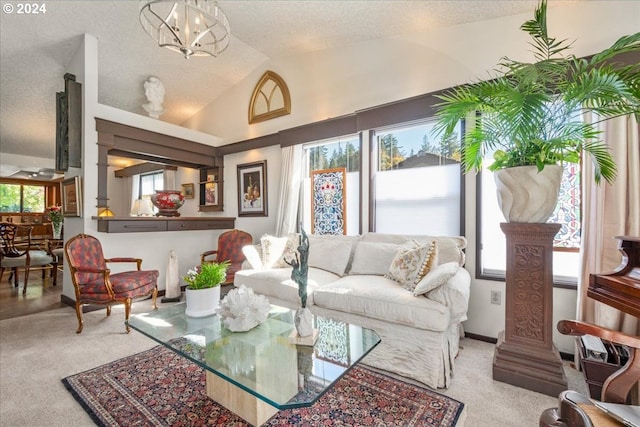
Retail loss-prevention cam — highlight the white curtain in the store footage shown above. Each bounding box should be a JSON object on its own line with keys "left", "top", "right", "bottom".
{"left": 577, "top": 114, "right": 639, "bottom": 335}
{"left": 275, "top": 145, "right": 303, "bottom": 236}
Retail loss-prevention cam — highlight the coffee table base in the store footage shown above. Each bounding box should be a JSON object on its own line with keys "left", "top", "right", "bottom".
{"left": 206, "top": 371, "right": 279, "bottom": 426}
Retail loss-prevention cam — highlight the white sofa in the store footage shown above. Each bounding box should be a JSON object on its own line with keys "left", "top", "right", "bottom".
{"left": 234, "top": 232, "right": 471, "bottom": 389}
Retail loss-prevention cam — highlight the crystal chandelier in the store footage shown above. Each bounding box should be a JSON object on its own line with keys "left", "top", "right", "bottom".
{"left": 139, "top": 0, "right": 230, "bottom": 59}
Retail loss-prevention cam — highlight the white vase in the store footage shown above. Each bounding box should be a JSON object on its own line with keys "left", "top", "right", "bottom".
{"left": 494, "top": 165, "right": 563, "bottom": 223}
{"left": 185, "top": 286, "right": 220, "bottom": 317}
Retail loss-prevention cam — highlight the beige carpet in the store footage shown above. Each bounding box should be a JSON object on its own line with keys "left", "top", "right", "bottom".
{"left": 0, "top": 299, "right": 588, "bottom": 426}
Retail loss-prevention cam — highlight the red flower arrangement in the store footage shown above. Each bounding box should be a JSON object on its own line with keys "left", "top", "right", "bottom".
{"left": 47, "top": 205, "right": 63, "bottom": 226}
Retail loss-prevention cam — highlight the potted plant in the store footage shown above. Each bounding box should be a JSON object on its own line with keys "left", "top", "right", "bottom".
{"left": 183, "top": 261, "right": 229, "bottom": 317}
{"left": 433, "top": 0, "right": 640, "bottom": 222}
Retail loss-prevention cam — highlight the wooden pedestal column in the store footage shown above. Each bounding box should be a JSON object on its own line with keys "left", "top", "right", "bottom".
{"left": 493, "top": 223, "right": 568, "bottom": 397}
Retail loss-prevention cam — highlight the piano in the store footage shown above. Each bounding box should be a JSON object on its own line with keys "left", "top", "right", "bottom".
{"left": 588, "top": 236, "right": 640, "bottom": 318}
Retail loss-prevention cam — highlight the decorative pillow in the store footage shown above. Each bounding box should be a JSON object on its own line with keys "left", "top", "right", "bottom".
{"left": 275, "top": 233, "right": 301, "bottom": 267}
{"left": 348, "top": 241, "right": 402, "bottom": 276}
{"left": 260, "top": 234, "right": 288, "bottom": 268}
{"left": 308, "top": 236, "right": 354, "bottom": 276}
{"left": 413, "top": 262, "right": 459, "bottom": 296}
{"left": 241, "top": 244, "right": 263, "bottom": 270}
{"left": 385, "top": 241, "right": 438, "bottom": 291}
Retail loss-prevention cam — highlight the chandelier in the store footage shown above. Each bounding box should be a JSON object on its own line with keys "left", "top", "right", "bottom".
{"left": 139, "top": 0, "right": 230, "bottom": 59}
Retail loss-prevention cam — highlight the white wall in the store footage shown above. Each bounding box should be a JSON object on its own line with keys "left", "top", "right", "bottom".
{"left": 179, "top": 1, "right": 639, "bottom": 353}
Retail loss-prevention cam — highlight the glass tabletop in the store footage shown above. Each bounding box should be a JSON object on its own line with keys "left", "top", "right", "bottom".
{"left": 127, "top": 303, "right": 380, "bottom": 409}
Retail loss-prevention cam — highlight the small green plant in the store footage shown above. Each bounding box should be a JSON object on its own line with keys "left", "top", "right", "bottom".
{"left": 183, "top": 261, "right": 229, "bottom": 290}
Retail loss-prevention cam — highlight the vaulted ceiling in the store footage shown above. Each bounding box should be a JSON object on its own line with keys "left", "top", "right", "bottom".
{"left": 0, "top": 0, "right": 578, "bottom": 178}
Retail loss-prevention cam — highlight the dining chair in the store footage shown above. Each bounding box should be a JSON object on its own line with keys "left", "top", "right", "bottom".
{"left": 64, "top": 233, "right": 159, "bottom": 334}
{"left": 0, "top": 222, "right": 54, "bottom": 294}
{"left": 200, "top": 229, "right": 253, "bottom": 285}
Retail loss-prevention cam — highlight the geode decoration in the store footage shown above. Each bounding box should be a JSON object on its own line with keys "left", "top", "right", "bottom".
{"left": 216, "top": 285, "right": 270, "bottom": 332}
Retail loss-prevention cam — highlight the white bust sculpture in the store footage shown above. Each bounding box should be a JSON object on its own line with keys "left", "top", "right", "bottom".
{"left": 142, "top": 76, "right": 165, "bottom": 119}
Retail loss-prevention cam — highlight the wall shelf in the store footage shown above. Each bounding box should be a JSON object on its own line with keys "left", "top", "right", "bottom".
{"left": 93, "top": 216, "right": 235, "bottom": 233}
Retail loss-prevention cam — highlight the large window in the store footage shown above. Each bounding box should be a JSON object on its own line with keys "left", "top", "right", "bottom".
{"left": 372, "top": 120, "right": 463, "bottom": 236}
{"left": 301, "top": 136, "right": 361, "bottom": 235}
{"left": 0, "top": 183, "right": 46, "bottom": 213}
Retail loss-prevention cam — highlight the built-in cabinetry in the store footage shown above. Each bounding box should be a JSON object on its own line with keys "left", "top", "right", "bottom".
{"left": 199, "top": 167, "right": 223, "bottom": 212}
{"left": 95, "top": 217, "right": 235, "bottom": 233}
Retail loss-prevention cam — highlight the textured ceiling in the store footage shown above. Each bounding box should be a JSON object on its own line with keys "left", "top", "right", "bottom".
{"left": 0, "top": 0, "right": 574, "bottom": 177}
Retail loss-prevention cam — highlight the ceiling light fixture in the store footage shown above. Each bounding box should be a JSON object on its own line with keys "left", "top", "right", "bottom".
{"left": 139, "top": 0, "right": 230, "bottom": 59}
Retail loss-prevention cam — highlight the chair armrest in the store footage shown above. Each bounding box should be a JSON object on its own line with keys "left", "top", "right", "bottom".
{"left": 201, "top": 250, "right": 219, "bottom": 264}
{"left": 557, "top": 320, "right": 640, "bottom": 349}
{"left": 75, "top": 266, "right": 108, "bottom": 274}
{"left": 105, "top": 257, "right": 143, "bottom": 270}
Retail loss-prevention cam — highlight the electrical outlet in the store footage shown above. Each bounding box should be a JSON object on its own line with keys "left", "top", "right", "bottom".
{"left": 490, "top": 290, "right": 501, "bottom": 305}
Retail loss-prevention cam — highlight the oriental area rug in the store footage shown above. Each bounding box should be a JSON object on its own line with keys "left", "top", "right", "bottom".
{"left": 62, "top": 345, "right": 464, "bottom": 427}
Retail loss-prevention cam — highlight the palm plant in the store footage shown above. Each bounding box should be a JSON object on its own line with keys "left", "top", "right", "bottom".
{"left": 433, "top": 0, "right": 640, "bottom": 184}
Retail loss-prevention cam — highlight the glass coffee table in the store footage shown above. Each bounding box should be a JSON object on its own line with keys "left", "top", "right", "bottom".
{"left": 127, "top": 303, "right": 380, "bottom": 426}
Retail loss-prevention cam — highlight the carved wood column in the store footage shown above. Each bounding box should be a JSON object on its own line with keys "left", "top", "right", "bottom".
{"left": 492, "top": 223, "right": 568, "bottom": 397}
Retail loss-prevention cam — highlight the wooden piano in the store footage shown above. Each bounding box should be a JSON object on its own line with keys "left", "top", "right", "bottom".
{"left": 588, "top": 236, "right": 640, "bottom": 318}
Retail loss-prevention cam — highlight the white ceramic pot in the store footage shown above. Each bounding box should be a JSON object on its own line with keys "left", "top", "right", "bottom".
{"left": 494, "top": 165, "right": 563, "bottom": 223}
{"left": 185, "top": 286, "right": 220, "bottom": 317}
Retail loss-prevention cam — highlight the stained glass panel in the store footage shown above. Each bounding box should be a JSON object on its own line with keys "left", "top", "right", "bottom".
{"left": 549, "top": 163, "right": 581, "bottom": 248}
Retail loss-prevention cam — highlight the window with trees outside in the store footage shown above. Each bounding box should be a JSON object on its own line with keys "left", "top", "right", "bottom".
{"left": 0, "top": 183, "right": 46, "bottom": 213}
{"left": 372, "top": 120, "right": 463, "bottom": 236}
{"left": 301, "top": 136, "right": 360, "bottom": 235}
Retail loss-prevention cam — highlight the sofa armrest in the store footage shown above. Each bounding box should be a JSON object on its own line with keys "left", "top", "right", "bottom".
{"left": 424, "top": 267, "right": 471, "bottom": 323}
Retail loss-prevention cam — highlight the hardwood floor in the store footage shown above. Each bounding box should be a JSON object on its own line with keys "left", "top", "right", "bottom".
{"left": 0, "top": 267, "right": 65, "bottom": 321}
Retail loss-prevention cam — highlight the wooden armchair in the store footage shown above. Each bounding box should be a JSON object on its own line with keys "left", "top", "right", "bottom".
{"left": 0, "top": 222, "right": 54, "bottom": 294}
{"left": 64, "top": 234, "right": 159, "bottom": 334}
{"left": 539, "top": 320, "right": 640, "bottom": 426}
{"left": 200, "top": 229, "right": 253, "bottom": 285}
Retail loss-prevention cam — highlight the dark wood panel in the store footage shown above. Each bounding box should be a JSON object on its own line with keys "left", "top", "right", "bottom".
{"left": 167, "top": 218, "right": 235, "bottom": 231}
{"left": 95, "top": 217, "right": 235, "bottom": 233}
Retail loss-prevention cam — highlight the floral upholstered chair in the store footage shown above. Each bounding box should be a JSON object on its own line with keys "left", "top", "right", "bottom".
{"left": 64, "top": 233, "right": 159, "bottom": 334}
{"left": 200, "top": 229, "right": 252, "bottom": 285}
{"left": 0, "top": 222, "right": 54, "bottom": 294}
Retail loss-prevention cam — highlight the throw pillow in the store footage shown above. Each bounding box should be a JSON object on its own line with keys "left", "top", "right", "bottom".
{"left": 275, "top": 233, "right": 301, "bottom": 267}
{"left": 260, "top": 234, "right": 288, "bottom": 268}
{"left": 413, "top": 261, "right": 459, "bottom": 296}
{"left": 348, "top": 241, "right": 402, "bottom": 276}
{"left": 307, "top": 236, "right": 354, "bottom": 276}
{"left": 242, "top": 244, "right": 263, "bottom": 270}
{"left": 385, "top": 240, "right": 437, "bottom": 292}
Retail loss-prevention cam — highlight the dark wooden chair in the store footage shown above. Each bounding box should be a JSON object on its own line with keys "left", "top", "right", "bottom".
{"left": 200, "top": 229, "right": 252, "bottom": 285}
{"left": 64, "top": 233, "right": 159, "bottom": 334}
{"left": 0, "top": 222, "right": 54, "bottom": 294}
{"left": 539, "top": 320, "right": 640, "bottom": 426}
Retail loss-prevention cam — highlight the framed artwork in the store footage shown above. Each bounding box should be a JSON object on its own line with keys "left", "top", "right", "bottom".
{"left": 181, "top": 183, "right": 195, "bottom": 199}
{"left": 311, "top": 168, "right": 346, "bottom": 235}
{"left": 205, "top": 182, "right": 219, "bottom": 206}
{"left": 61, "top": 176, "right": 82, "bottom": 217}
{"left": 237, "top": 160, "right": 267, "bottom": 216}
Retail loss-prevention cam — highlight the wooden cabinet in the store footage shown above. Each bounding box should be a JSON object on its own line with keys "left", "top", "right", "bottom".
{"left": 199, "top": 167, "right": 223, "bottom": 212}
